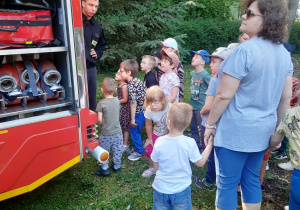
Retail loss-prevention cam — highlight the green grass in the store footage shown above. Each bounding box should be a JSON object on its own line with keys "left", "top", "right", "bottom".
{"left": 1, "top": 56, "right": 300, "bottom": 209}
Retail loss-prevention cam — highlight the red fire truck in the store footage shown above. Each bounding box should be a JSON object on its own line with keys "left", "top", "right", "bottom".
{"left": 0, "top": 0, "right": 107, "bottom": 201}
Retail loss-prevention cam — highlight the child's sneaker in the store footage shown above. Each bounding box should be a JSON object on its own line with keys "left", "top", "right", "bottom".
{"left": 278, "top": 161, "right": 294, "bottom": 171}
{"left": 123, "top": 145, "right": 131, "bottom": 153}
{"left": 95, "top": 168, "right": 110, "bottom": 176}
{"left": 128, "top": 151, "right": 142, "bottom": 161}
{"left": 194, "top": 178, "right": 215, "bottom": 191}
{"left": 111, "top": 165, "right": 121, "bottom": 173}
{"left": 274, "top": 152, "right": 288, "bottom": 160}
{"left": 142, "top": 168, "right": 155, "bottom": 177}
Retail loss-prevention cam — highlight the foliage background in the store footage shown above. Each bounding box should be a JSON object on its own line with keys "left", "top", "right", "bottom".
{"left": 96, "top": 0, "right": 238, "bottom": 71}
{"left": 95, "top": 0, "right": 300, "bottom": 72}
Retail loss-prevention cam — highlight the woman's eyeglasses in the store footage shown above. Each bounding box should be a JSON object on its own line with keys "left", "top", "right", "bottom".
{"left": 246, "top": 9, "right": 263, "bottom": 19}
{"left": 141, "top": 61, "right": 151, "bottom": 65}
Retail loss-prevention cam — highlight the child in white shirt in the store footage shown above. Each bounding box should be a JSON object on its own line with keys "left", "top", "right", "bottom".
{"left": 151, "top": 103, "right": 214, "bottom": 209}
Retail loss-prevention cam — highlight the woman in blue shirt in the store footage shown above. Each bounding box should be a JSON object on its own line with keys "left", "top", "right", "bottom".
{"left": 204, "top": 0, "right": 293, "bottom": 209}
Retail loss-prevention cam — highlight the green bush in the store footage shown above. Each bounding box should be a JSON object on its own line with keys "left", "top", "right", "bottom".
{"left": 289, "top": 22, "right": 300, "bottom": 54}
{"left": 96, "top": 0, "right": 237, "bottom": 72}
{"left": 165, "top": 18, "right": 242, "bottom": 65}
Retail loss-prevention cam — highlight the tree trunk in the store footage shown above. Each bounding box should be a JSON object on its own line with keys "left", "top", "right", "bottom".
{"left": 287, "top": 0, "right": 300, "bottom": 40}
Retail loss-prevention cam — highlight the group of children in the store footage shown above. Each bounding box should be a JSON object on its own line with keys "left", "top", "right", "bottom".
{"left": 94, "top": 37, "right": 300, "bottom": 209}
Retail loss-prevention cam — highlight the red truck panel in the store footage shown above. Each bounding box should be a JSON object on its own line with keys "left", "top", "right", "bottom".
{"left": 0, "top": 115, "right": 79, "bottom": 201}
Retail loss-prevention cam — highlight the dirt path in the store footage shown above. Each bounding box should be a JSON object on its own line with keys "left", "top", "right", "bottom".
{"left": 261, "top": 159, "right": 292, "bottom": 210}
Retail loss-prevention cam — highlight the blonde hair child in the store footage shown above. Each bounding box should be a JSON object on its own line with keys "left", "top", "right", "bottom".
{"left": 142, "top": 86, "right": 171, "bottom": 177}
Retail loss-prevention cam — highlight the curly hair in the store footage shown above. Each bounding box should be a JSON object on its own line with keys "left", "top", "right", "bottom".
{"left": 241, "top": 0, "right": 288, "bottom": 44}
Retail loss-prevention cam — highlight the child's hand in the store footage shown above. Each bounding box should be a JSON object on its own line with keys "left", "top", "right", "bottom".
{"left": 207, "top": 135, "right": 214, "bottom": 146}
{"left": 144, "top": 139, "right": 153, "bottom": 148}
{"left": 204, "top": 128, "right": 216, "bottom": 146}
{"left": 131, "top": 120, "right": 137, "bottom": 128}
{"left": 267, "top": 142, "right": 281, "bottom": 153}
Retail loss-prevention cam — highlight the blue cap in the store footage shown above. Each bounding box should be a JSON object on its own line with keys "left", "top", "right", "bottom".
{"left": 190, "top": 50, "right": 210, "bottom": 63}
{"left": 283, "top": 42, "right": 292, "bottom": 55}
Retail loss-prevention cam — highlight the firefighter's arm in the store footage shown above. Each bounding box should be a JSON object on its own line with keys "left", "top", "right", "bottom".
{"left": 97, "top": 112, "right": 103, "bottom": 125}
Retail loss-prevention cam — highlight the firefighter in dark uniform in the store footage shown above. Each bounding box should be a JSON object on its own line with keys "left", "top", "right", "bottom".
{"left": 82, "top": 0, "right": 107, "bottom": 111}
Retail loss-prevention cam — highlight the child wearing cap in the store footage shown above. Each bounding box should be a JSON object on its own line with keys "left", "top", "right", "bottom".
{"left": 157, "top": 38, "right": 185, "bottom": 102}
{"left": 189, "top": 49, "right": 211, "bottom": 152}
{"left": 194, "top": 47, "right": 233, "bottom": 190}
{"left": 140, "top": 55, "right": 158, "bottom": 89}
{"left": 159, "top": 49, "right": 180, "bottom": 103}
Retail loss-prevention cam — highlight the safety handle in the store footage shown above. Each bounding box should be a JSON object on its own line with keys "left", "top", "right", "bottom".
{"left": 0, "top": 22, "right": 20, "bottom": 32}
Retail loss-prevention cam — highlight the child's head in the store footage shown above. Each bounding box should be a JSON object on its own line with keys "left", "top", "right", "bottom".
{"left": 190, "top": 50, "right": 210, "bottom": 67}
{"left": 114, "top": 68, "right": 124, "bottom": 81}
{"left": 206, "top": 47, "right": 232, "bottom": 75}
{"left": 292, "top": 58, "right": 298, "bottom": 73}
{"left": 160, "top": 49, "right": 179, "bottom": 72}
{"left": 167, "top": 103, "right": 193, "bottom": 132}
{"left": 239, "top": 33, "right": 249, "bottom": 43}
{"left": 101, "top": 77, "right": 117, "bottom": 95}
{"left": 144, "top": 85, "right": 168, "bottom": 112}
{"left": 158, "top": 38, "right": 178, "bottom": 51}
{"left": 152, "top": 51, "right": 162, "bottom": 66}
{"left": 141, "top": 55, "right": 156, "bottom": 71}
{"left": 120, "top": 59, "right": 139, "bottom": 79}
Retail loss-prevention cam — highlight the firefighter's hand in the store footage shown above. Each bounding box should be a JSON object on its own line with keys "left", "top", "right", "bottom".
{"left": 131, "top": 120, "right": 137, "bottom": 128}
{"left": 90, "top": 49, "right": 98, "bottom": 59}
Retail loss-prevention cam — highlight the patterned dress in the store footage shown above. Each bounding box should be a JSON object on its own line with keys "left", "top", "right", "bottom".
{"left": 117, "top": 84, "right": 131, "bottom": 131}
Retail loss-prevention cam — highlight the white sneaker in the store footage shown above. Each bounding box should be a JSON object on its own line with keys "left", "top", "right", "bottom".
{"left": 284, "top": 205, "right": 289, "bottom": 210}
{"left": 278, "top": 161, "right": 294, "bottom": 171}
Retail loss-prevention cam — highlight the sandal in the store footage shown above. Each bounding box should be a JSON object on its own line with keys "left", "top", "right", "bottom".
{"left": 142, "top": 168, "right": 155, "bottom": 177}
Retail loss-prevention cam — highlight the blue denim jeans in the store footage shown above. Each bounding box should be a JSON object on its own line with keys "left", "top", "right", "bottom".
{"left": 289, "top": 169, "right": 300, "bottom": 210}
{"left": 191, "top": 110, "right": 205, "bottom": 151}
{"left": 153, "top": 186, "right": 192, "bottom": 210}
{"left": 130, "top": 112, "right": 145, "bottom": 154}
{"left": 214, "top": 147, "right": 265, "bottom": 210}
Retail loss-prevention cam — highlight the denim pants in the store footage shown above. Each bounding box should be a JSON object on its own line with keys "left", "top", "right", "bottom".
{"left": 289, "top": 168, "right": 300, "bottom": 210}
{"left": 87, "top": 67, "right": 97, "bottom": 111}
{"left": 215, "top": 147, "right": 265, "bottom": 210}
{"left": 153, "top": 186, "right": 192, "bottom": 210}
{"left": 130, "top": 112, "right": 145, "bottom": 154}
{"left": 191, "top": 110, "right": 205, "bottom": 151}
